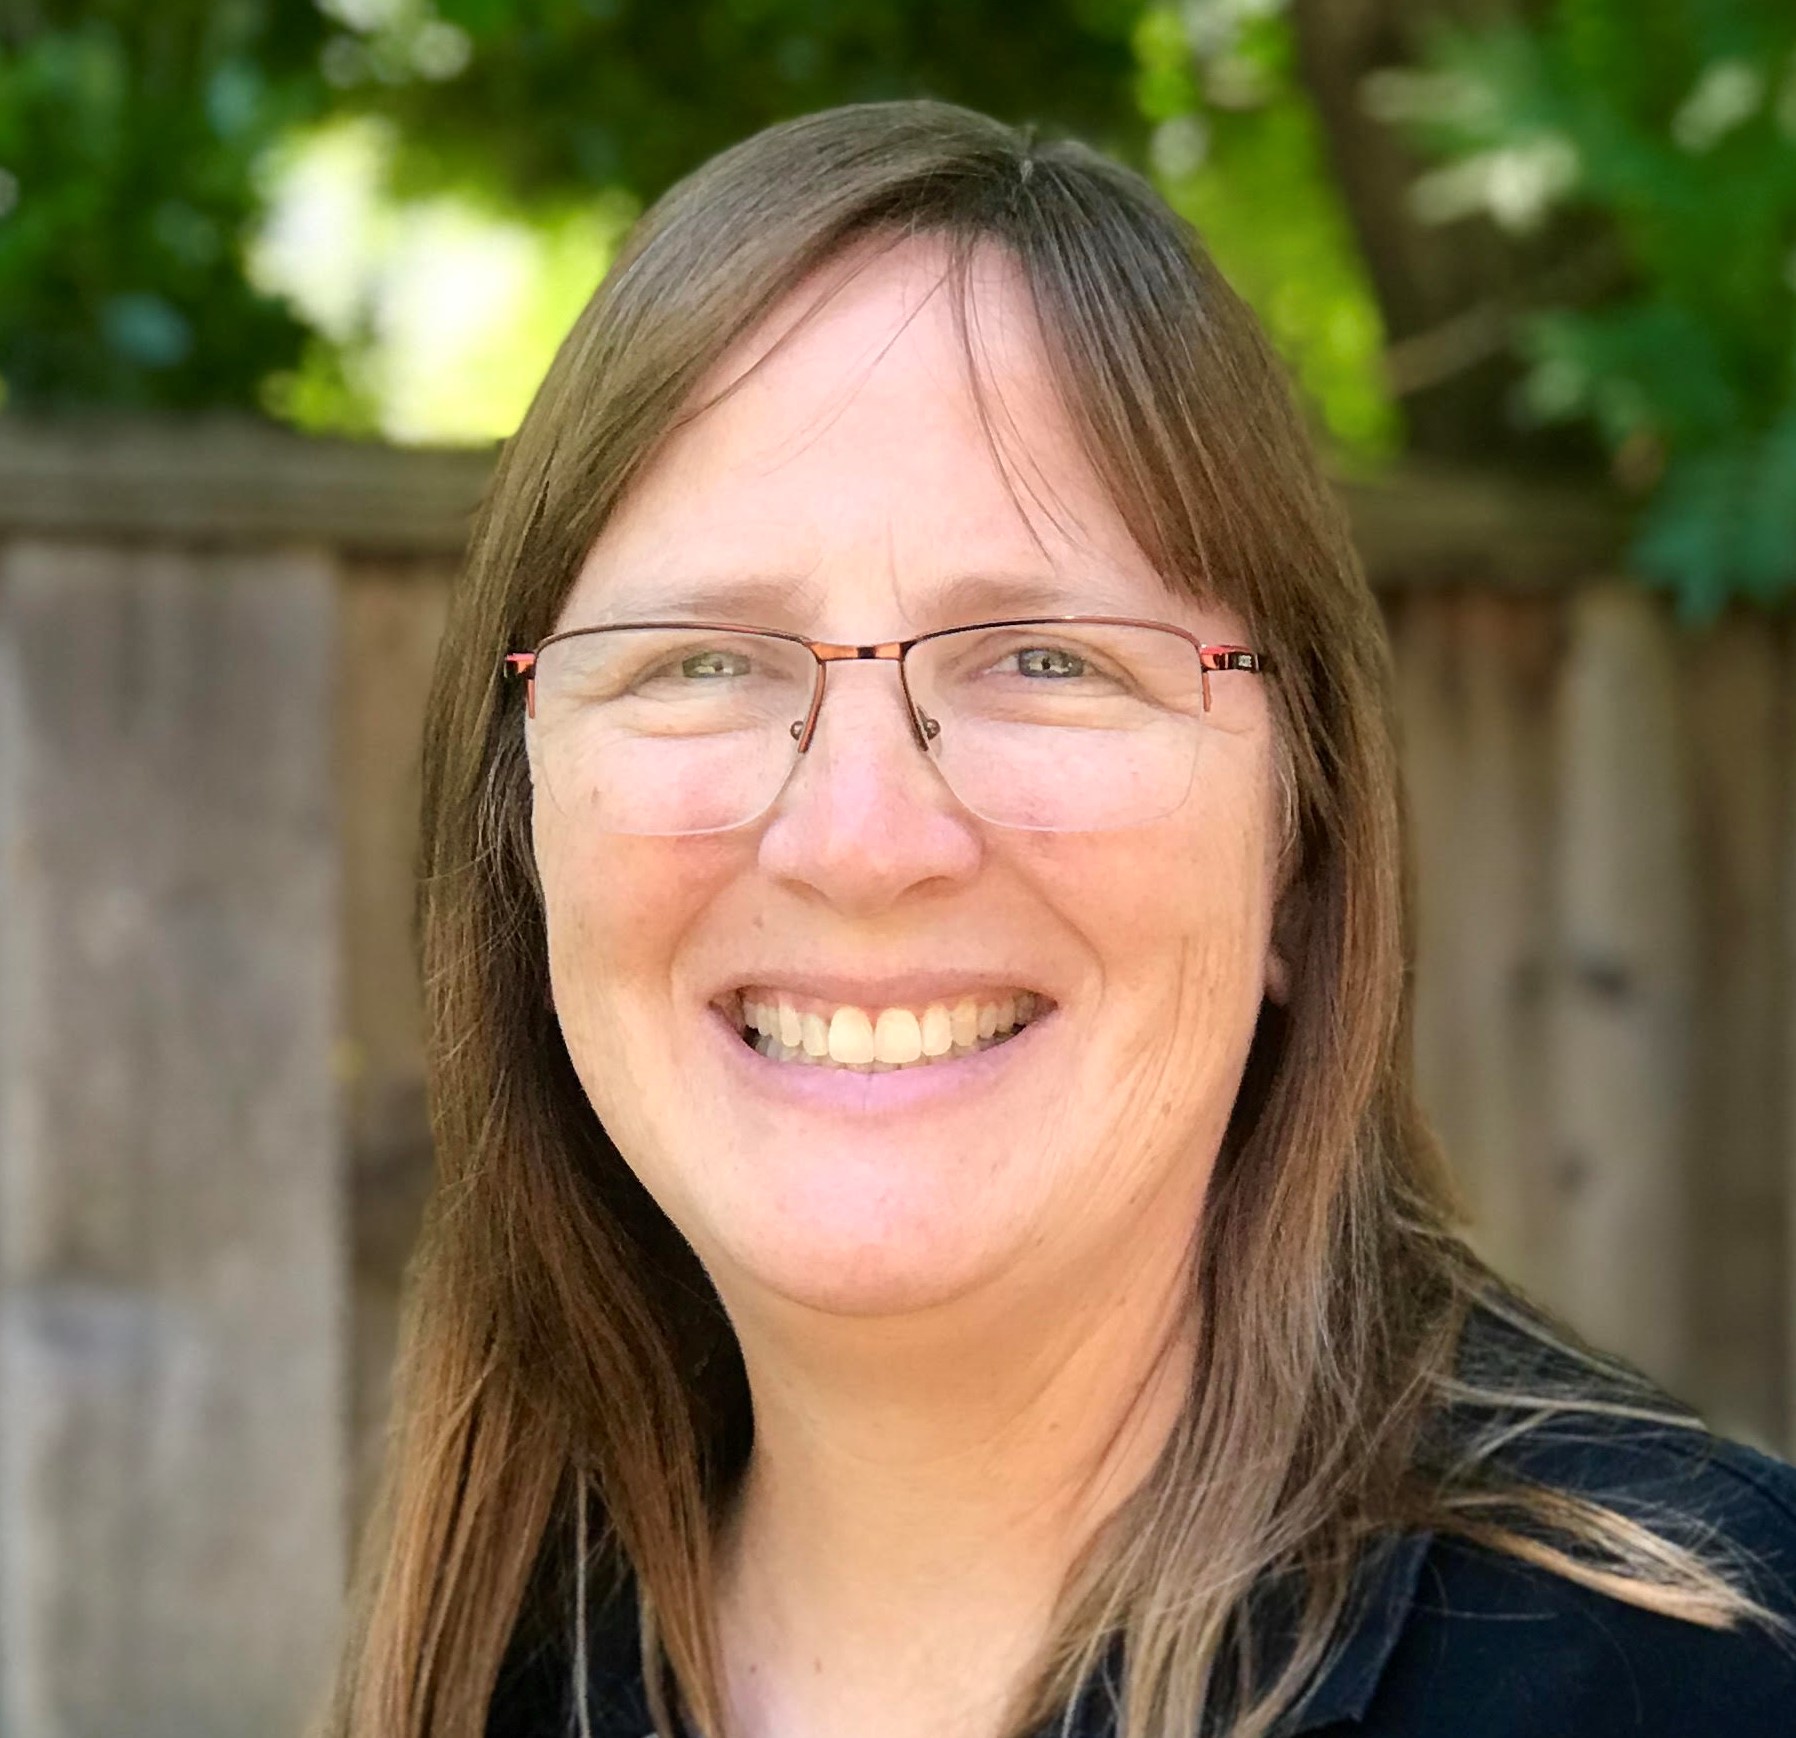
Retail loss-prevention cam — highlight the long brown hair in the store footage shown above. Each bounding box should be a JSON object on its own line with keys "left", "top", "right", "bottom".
{"left": 321, "top": 99, "right": 1790, "bottom": 1738}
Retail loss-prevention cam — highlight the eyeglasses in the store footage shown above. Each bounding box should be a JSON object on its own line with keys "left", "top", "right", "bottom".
{"left": 503, "top": 616, "right": 1267, "bottom": 835}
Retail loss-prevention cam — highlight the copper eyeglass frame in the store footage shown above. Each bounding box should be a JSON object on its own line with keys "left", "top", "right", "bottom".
{"left": 503, "top": 616, "right": 1266, "bottom": 759}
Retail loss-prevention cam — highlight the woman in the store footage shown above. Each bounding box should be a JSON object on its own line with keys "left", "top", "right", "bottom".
{"left": 324, "top": 101, "right": 1796, "bottom": 1738}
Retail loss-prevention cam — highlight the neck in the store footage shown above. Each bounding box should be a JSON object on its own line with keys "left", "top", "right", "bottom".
{"left": 709, "top": 1214, "right": 1201, "bottom": 1738}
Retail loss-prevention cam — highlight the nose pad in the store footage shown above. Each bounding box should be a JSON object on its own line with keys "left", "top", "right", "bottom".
{"left": 786, "top": 708, "right": 940, "bottom": 749}
{"left": 785, "top": 658, "right": 940, "bottom": 759}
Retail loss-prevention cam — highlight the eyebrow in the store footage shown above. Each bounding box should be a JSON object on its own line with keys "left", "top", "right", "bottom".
{"left": 585, "top": 570, "right": 1099, "bottom": 631}
{"left": 589, "top": 574, "right": 822, "bottom": 625}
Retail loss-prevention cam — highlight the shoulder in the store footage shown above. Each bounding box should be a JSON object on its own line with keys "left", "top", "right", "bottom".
{"left": 1348, "top": 1422, "right": 1796, "bottom": 1738}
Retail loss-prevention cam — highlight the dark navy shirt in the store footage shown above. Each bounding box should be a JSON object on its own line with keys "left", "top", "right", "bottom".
{"left": 488, "top": 1418, "right": 1796, "bottom": 1737}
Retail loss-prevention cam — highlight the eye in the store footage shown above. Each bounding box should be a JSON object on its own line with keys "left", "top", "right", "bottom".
{"left": 674, "top": 647, "right": 752, "bottom": 680}
{"left": 1014, "top": 644, "right": 1090, "bottom": 679}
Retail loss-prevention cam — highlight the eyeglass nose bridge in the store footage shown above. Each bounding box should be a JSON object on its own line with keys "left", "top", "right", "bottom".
{"left": 787, "top": 639, "right": 941, "bottom": 757}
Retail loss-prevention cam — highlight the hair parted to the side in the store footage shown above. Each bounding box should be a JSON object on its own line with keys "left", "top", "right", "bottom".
{"left": 315, "top": 98, "right": 1792, "bottom": 1738}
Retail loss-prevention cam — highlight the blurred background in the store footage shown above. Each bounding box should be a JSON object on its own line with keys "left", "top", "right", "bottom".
{"left": 2, "top": 1, "right": 1794, "bottom": 1733}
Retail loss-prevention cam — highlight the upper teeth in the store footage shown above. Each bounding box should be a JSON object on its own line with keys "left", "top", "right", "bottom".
{"left": 734, "top": 990, "right": 1044, "bottom": 1068}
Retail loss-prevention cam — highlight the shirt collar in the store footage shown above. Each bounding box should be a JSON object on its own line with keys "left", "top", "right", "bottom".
{"left": 1266, "top": 1528, "right": 1434, "bottom": 1735}
{"left": 1054, "top": 1527, "right": 1434, "bottom": 1738}
{"left": 577, "top": 1527, "right": 1433, "bottom": 1738}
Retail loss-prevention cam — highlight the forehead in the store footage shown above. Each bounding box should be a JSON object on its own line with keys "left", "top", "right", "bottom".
{"left": 560, "top": 236, "right": 1202, "bottom": 634}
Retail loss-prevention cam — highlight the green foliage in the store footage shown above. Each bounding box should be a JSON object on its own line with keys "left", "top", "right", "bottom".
{"left": 0, "top": 0, "right": 1151, "bottom": 418}
{"left": 1402, "top": 0, "right": 1796, "bottom": 615}
{"left": 0, "top": 2, "right": 331, "bottom": 410}
{"left": 1132, "top": 3, "right": 1399, "bottom": 461}
{"left": 328, "top": 0, "right": 1390, "bottom": 456}
{"left": 322, "top": 0, "right": 1147, "bottom": 212}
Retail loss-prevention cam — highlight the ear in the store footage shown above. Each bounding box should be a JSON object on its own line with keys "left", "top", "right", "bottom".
{"left": 1263, "top": 874, "right": 1305, "bottom": 1007}
{"left": 1261, "top": 747, "right": 1303, "bottom": 1006}
{"left": 1264, "top": 942, "right": 1292, "bottom": 1006}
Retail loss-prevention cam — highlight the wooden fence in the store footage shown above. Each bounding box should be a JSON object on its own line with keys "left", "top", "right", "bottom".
{"left": 0, "top": 415, "right": 1790, "bottom": 1736}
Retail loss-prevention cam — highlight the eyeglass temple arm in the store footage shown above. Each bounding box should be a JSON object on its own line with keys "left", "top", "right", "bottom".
{"left": 503, "top": 652, "right": 537, "bottom": 717}
{"left": 1198, "top": 644, "right": 1259, "bottom": 712}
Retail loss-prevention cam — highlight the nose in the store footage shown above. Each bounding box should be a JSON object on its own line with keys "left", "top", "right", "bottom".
{"left": 755, "top": 660, "right": 983, "bottom": 915}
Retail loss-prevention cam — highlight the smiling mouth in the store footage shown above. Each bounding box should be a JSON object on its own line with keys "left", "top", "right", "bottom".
{"left": 721, "top": 987, "right": 1053, "bottom": 1073}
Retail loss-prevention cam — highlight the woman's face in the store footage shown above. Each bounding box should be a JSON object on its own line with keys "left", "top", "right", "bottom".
{"left": 532, "top": 237, "right": 1288, "bottom": 1324}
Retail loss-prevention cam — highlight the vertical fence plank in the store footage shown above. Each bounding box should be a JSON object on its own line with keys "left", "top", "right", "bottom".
{"left": 1391, "top": 590, "right": 1473, "bottom": 1219}
{"left": 1685, "top": 616, "right": 1788, "bottom": 1446}
{"left": 338, "top": 561, "right": 450, "bottom": 1535}
{"left": 0, "top": 540, "right": 346, "bottom": 1738}
{"left": 1441, "top": 592, "right": 1561, "bottom": 1291}
{"left": 1392, "top": 591, "right": 1561, "bottom": 1294}
{"left": 1542, "top": 582, "right": 1695, "bottom": 1396}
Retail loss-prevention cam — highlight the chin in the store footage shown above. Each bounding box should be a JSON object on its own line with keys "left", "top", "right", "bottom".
{"left": 701, "top": 1185, "right": 1017, "bottom": 1320}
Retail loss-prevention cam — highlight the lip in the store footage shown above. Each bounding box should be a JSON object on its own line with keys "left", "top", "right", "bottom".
{"left": 703, "top": 998, "right": 1057, "bottom": 1114}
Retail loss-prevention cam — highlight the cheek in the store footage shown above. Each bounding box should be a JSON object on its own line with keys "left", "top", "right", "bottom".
{"left": 534, "top": 812, "right": 627, "bottom": 1009}
{"left": 1101, "top": 847, "right": 1272, "bottom": 1135}
{"left": 533, "top": 830, "right": 731, "bottom": 1220}
{"left": 531, "top": 814, "right": 721, "bottom": 1084}
{"left": 1032, "top": 794, "right": 1278, "bottom": 1012}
